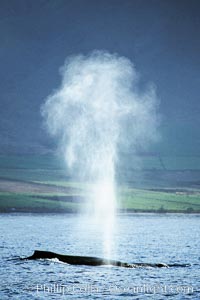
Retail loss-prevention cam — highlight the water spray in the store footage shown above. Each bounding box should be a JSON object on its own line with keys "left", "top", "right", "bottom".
{"left": 41, "top": 50, "right": 159, "bottom": 259}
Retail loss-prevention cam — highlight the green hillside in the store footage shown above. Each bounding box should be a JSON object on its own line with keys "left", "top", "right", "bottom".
{"left": 0, "top": 154, "right": 199, "bottom": 213}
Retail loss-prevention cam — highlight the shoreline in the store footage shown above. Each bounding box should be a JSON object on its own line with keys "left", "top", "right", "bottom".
{"left": 1, "top": 209, "right": 200, "bottom": 214}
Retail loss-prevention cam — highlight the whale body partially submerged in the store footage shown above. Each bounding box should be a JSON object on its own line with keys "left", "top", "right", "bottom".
{"left": 22, "top": 250, "right": 171, "bottom": 268}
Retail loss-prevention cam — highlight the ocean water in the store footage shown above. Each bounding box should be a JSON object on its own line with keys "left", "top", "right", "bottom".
{"left": 0, "top": 213, "right": 199, "bottom": 299}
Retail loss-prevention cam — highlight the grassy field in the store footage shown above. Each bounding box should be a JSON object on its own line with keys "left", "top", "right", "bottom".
{"left": 0, "top": 154, "right": 200, "bottom": 213}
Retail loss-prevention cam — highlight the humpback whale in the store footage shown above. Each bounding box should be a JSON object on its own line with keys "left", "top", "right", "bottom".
{"left": 22, "top": 250, "right": 171, "bottom": 268}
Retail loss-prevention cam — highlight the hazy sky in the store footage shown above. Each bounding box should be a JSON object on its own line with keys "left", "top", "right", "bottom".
{"left": 0, "top": 0, "right": 199, "bottom": 155}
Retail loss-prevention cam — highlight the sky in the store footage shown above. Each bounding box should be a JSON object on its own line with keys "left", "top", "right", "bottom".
{"left": 0, "top": 0, "right": 199, "bottom": 155}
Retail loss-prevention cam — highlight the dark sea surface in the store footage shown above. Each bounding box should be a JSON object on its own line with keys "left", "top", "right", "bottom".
{"left": 0, "top": 213, "right": 199, "bottom": 299}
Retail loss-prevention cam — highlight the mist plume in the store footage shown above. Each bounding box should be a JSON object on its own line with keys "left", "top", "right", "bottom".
{"left": 41, "top": 50, "right": 159, "bottom": 258}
